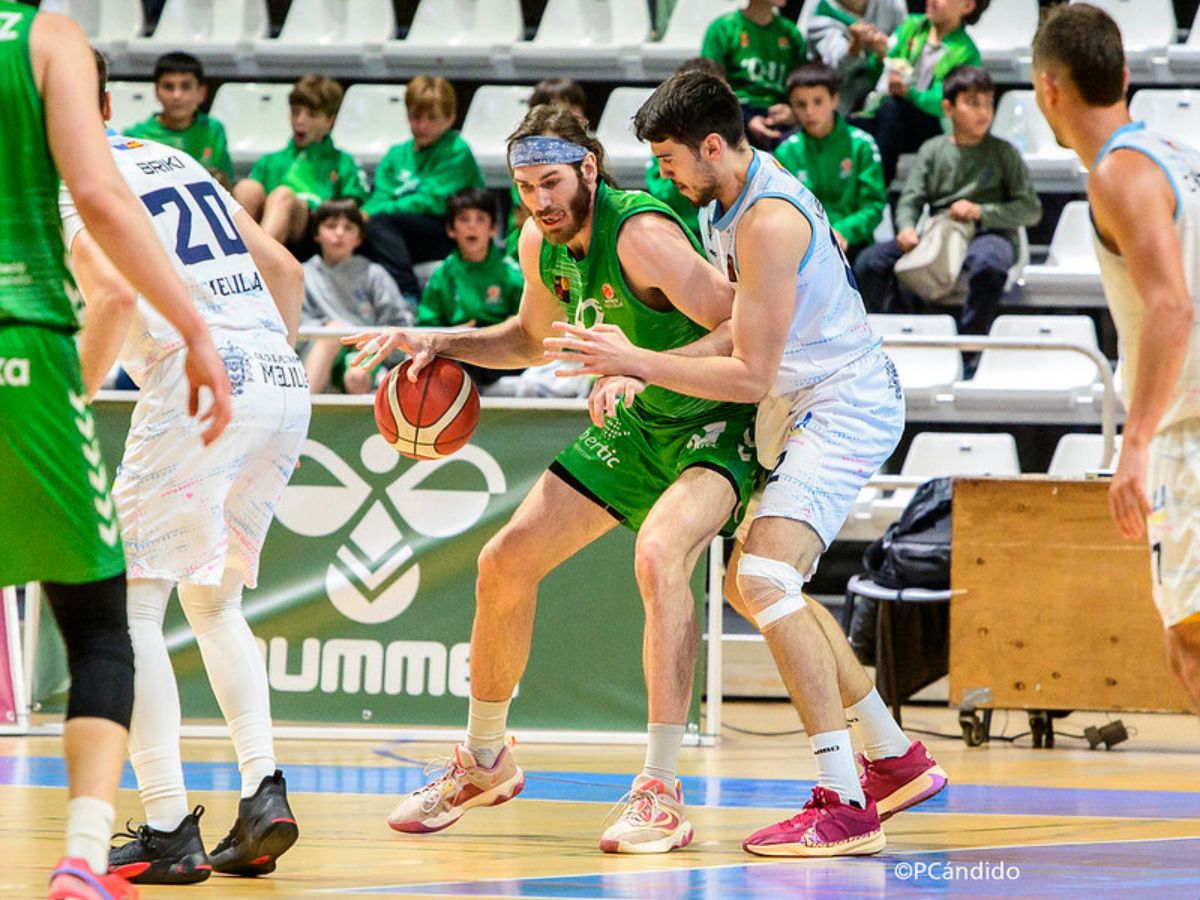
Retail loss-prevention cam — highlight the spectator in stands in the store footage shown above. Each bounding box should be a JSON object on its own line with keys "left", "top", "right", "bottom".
{"left": 506, "top": 78, "right": 588, "bottom": 256}
{"left": 774, "top": 63, "right": 886, "bottom": 262}
{"left": 805, "top": 0, "right": 908, "bottom": 115}
{"left": 854, "top": 66, "right": 1041, "bottom": 345}
{"left": 851, "top": 0, "right": 987, "bottom": 183}
{"left": 420, "top": 188, "right": 523, "bottom": 388}
{"left": 701, "top": 0, "right": 808, "bottom": 149}
{"left": 232, "top": 74, "right": 368, "bottom": 247}
{"left": 302, "top": 200, "right": 413, "bottom": 394}
{"left": 125, "top": 52, "right": 233, "bottom": 188}
{"left": 644, "top": 57, "right": 727, "bottom": 239}
{"left": 361, "top": 76, "right": 484, "bottom": 303}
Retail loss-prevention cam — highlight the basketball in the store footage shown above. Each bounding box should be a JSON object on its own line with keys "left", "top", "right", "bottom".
{"left": 374, "top": 358, "right": 480, "bottom": 460}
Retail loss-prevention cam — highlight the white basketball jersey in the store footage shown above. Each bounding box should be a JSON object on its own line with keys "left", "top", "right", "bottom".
{"left": 699, "top": 149, "right": 880, "bottom": 395}
{"left": 1093, "top": 122, "right": 1200, "bottom": 431}
{"left": 60, "top": 131, "right": 287, "bottom": 380}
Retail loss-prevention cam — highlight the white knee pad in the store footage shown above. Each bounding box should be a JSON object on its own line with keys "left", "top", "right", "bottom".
{"left": 736, "top": 554, "right": 808, "bottom": 632}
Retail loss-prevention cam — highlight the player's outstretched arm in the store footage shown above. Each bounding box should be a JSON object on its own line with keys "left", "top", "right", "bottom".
{"left": 235, "top": 209, "right": 304, "bottom": 346}
{"left": 69, "top": 232, "right": 138, "bottom": 399}
{"left": 1091, "top": 151, "right": 1195, "bottom": 539}
{"left": 343, "top": 218, "right": 561, "bottom": 377}
{"left": 34, "top": 14, "right": 231, "bottom": 444}
{"left": 546, "top": 201, "right": 804, "bottom": 403}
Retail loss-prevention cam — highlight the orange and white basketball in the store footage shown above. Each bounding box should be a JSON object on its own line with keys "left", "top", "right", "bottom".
{"left": 374, "top": 358, "right": 480, "bottom": 460}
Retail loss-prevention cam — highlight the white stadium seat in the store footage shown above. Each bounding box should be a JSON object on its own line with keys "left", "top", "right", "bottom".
{"left": 595, "top": 87, "right": 654, "bottom": 188}
{"left": 1048, "top": 433, "right": 1122, "bottom": 477}
{"left": 968, "top": 0, "right": 1039, "bottom": 73}
{"left": 1168, "top": 7, "right": 1200, "bottom": 72}
{"left": 953, "top": 315, "right": 1104, "bottom": 413}
{"left": 257, "top": 0, "right": 395, "bottom": 67}
{"left": 386, "top": 0, "right": 524, "bottom": 69}
{"left": 870, "top": 314, "right": 962, "bottom": 408}
{"left": 106, "top": 82, "right": 160, "bottom": 134}
{"left": 460, "top": 85, "right": 534, "bottom": 188}
{"left": 128, "top": 0, "right": 269, "bottom": 64}
{"left": 992, "top": 90, "right": 1083, "bottom": 190}
{"left": 514, "top": 0, "right": 651, "bottom": 75}
{"left": 641, "top": 0, "right": 742, "bottom": 75}
{"left": 331, "top": 84, "right": 411, "bottom": 170}
{"left": 209, "top": 82, "right": 293, "bottom": 172}
{"left": 1021, "top": 201, "right": 1103, "bottom": 303}
{"left": 872, "top": 431, "right": 1020, "bottom": 528}
{"left": 1129, "top": 90, "right": 1200, "bottom": 152}
{"left": 40, "top": 0, "right": 144, "bottom": 64}
{"left": 1071, "top": 0, "right": 1175, "bottom": 71}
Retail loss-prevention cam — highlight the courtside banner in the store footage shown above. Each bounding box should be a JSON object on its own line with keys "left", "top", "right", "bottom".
{"left": 33, "top": 396, "right": 705, "bottom": 735}
{"left": 0, "top": 589, "right": 19, "bottom": 731}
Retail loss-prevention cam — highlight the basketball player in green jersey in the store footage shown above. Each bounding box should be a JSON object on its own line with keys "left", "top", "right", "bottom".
{"left": 0, "top": 6, "right": 231, "bottom": 898}
{"left": 345, "top": 104, "right": 758, "bottom": 854}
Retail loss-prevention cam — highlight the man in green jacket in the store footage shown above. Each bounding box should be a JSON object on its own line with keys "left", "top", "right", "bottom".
{"left": 851, "top": 0, "right": 988, "bottom": 182}
{"left": 855, "top": 66, "right": 1041, "bottom": 341}
{"left": 362, "top": 75, "right": 484, "bottom": 299}
{"left": 774, "top": 63, "right": 886, "bottom": 261}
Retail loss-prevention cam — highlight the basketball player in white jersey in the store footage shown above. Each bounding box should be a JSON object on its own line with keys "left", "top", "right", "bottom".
{"left": 546, "top": 70, "right": 947, "bottom": 857}
{"left": 1033, "top": 4, "right": 1200, "bottom": 710}
{"left": 59, "top": 52, "right": 312, "bottom": 884}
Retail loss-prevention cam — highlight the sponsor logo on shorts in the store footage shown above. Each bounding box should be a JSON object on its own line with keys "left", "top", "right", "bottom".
{"left": 0, "top": 357, "right": 30, "bottom": 387}
{"left": 69, "top": 390, "right": 119, "bottom": 547}
{"left": 686, "top": 420, "right": 727, "bottom": 450}
{"left": 582, "top": 434, "right": 621, "bottom": 468}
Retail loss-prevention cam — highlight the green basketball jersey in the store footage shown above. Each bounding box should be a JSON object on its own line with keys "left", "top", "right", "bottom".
{"left": 539, "top": 182, "right": 726, "bottom": 421}
{"left": 0, "top": 1, "right": 80, "bottom": 331}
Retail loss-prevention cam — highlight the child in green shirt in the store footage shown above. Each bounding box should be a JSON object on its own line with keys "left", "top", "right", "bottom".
{"left": 774, "top": 63, "right": 886, "bottom": 260}
{"left": 850, "top": 0, "right": 988, "bottom": 182}
{"left": 125, "top": 52, "right": 233, "bottom": 187}
{"left": 701, "top": 0, "right": 808, "bottom": 148}
{"left": 232, "top": 74, "right": 368, "bottom": 247}
{"left": 361, "top": 76, "right": 484, "bottom": 300}
{"left": 419, "top": 188, "right": 523, "bottom": 386}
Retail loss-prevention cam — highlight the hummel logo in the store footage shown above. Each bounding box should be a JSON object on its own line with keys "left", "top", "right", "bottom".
{"left": 813, "top": 745, "right": 842, "bottom": 755}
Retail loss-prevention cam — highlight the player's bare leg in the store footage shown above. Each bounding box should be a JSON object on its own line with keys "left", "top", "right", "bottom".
{"left": 598, "top": 466, "right": 734, "bottom": 854}
{"left": 386, "top": 472, "right": 618, "bottom": 833}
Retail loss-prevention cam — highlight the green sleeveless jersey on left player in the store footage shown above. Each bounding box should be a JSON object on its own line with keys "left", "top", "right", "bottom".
{"left": 539, "top": 182, "right": 730, "bottom": 422}
{"left": 0, "top": 1, "right": 80, "bottom": 330}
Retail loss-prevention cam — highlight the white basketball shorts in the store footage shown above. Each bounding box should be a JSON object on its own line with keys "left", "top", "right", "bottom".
{"left": 1147, "top": 417, "right": 1200, "bottom": 627}
{"left": 737, "top": 348, "right": 905, "bottom": 551}
{"left": 113, "top": 332, "right": 311, "bottom": 588}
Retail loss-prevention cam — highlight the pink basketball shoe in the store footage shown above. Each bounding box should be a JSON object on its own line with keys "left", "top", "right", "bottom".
{"left": 859, "top": 740, "right": 948, "bottom": 820}
{"left": 743, "top": 786, "right": 886, "bottom": 857}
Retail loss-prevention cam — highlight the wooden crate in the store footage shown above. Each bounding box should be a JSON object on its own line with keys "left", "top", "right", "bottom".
{"left": 949, "top": 477, "right": 1191, "bottom": 713}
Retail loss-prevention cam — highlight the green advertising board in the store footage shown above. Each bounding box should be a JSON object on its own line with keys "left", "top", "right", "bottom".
{"left": 32, "top": 397, "right": 707, "bottom": 737}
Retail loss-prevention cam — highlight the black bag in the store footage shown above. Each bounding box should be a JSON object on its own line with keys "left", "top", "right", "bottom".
{"left": 850, "top": 478, "right": 953, "bottom": 701}
{"left": 862, "top": 477, "right": 953, "bottom": 590}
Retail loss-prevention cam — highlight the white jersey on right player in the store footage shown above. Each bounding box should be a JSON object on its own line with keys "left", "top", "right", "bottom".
{"left": 60, "top": 131, "right": 288, "bottom": 383}
{"left": 1093, "top": 121, "right": 1200, "bottom": 432}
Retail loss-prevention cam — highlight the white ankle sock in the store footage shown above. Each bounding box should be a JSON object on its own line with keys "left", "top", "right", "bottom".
{"left": 810, "top": 729, "right": 865, "bottom": 806}
{"left": 466, "top": 696, "right": 510, "bottom": 768}
{"left": 845, "top": 688, "right": 912, "bottom": 761}
{"left": 66, "top": 796, "right": 115, "bottom": 875}
{"left": 641, "top": 723, "right": 685, "bottom": 785}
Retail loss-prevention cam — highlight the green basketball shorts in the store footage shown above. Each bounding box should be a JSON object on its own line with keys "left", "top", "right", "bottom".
{"left": 0, "top": 324, "right": 124, "bottom": 587}
{"left": 552, "top": 399, "right": 760, "bottom": 533}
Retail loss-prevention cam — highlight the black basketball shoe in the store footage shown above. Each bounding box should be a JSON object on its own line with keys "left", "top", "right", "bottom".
{"left": 108, "top": 805, "right": 212, "bottom": 884}
{"left": 209, "top": 770, "right": 299, "bottom": 876}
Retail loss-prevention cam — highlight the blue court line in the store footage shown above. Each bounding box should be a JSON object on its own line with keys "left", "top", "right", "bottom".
{"left": 341, "top": 838, "right": 1200, "bottom": 898}
{"left": 4, "top": 754, "right": 1200, "bottom": 821}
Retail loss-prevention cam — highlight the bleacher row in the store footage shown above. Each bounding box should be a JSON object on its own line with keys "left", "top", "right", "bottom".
{"left": 47, "top": 0, "right": 1196, "bottom": 82}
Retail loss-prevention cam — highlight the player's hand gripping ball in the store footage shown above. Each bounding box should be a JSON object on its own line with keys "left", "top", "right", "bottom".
{"left": 374, "top": 358, "right": 480, "bottom": 459}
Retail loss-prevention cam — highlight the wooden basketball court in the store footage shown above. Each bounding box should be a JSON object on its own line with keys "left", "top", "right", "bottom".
{"left": 5, "top": 700, "right": 1200, "bottom": 898}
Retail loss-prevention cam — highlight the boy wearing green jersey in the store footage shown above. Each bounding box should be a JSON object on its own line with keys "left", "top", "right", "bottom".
{"left": 701, "top": 0, "right": 808, "bottom": 148}
{"left": 0, "top": 8, "right": 230, "bottom": 898}
{"left": 345, "top": 105, "right": 758, "bottom": 855}
{"left": 233, "top": 74, "right": 368, "bottom": 247}
{"left": 124, "top": 52, "right": 233, "bottom": 187}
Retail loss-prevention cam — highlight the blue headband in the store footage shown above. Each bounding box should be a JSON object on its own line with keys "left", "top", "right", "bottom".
{"left": 509, "top": 136, "right": 589, "bottom": 168}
